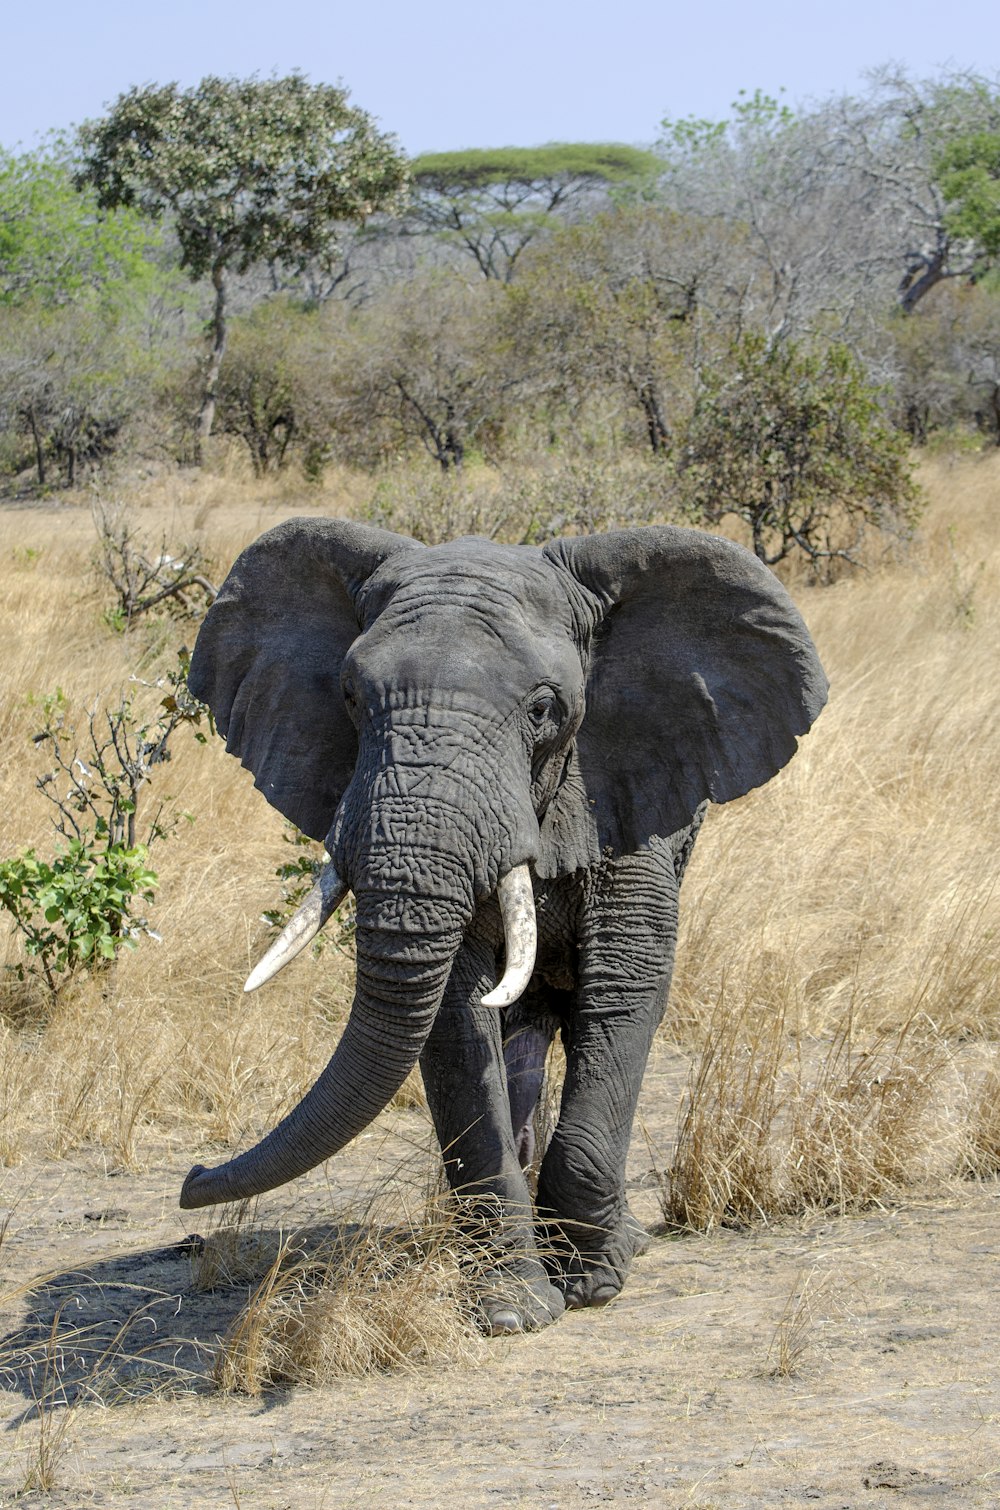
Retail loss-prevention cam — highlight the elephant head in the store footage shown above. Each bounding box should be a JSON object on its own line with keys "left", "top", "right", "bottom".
{"left": 179, "top": 520, "right": 827, "bottom": 1209}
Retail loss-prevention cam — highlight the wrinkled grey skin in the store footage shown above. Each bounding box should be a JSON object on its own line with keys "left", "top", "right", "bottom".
{"left": 180, "top": 522, "right": 827, "bottom": 1332}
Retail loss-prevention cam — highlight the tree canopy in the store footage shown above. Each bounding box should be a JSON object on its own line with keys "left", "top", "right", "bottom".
{"left": 0, "top": 139, "right": 160, "bottom": 306}
{"left": 406, "top": 142, "right": 661, "bottom": 280}
{"left": 75, "top": 72, "right": 408, "bottom": 453}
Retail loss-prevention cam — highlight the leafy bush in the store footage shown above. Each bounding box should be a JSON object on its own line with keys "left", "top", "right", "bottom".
{"left": 261, "top": 824, "right": 356, "bottom": 958}
{"left": 0, "top": 839, "right": 158, "bottom": 997}
{"left": 678, "top": 334, "right": 922, "bottom": 571}
{"left": 0, "top": 660, "right": 210, "bottom": 1002}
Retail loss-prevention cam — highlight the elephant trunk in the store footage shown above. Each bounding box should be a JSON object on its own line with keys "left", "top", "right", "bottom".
{"left": 179, "top": 913, "right": 462, "bottom": 1209}
{"left": 180, "top": 765, "right": 540, "bottom": 1210}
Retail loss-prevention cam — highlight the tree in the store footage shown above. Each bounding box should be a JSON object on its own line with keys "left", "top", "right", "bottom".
{"left": 513, "top": 206, "right": 749, "bottom": 454}
{"left": 0, "top": 137, "right": 161, "bottom": 307}
{"left": 678, "top": 334, "right": 921, "bottom": 569}
{"left": 862, "top": 69, "right": 1000, "bottom": 312}
{"left": 655, "top": 73, "right": 1000, "bottom": 336}
{"left": 655, "top": 90, "right": 886, "bottom": 342}
{"left": 330, "top": 274, "right": 520, "bottom": 471}
{"left": 934, "top": 116, "right": 1000, "bottom": 262}
{"left": 406, "top": 143, "right": 661, "bottom": 282}
{"left": 0, "top": 297, "right": 152, "bottom": 485}
{"left": 889, "top": 282, "right": 1000, "bottom": 445}
{"left": 76, "top": 73, "right": 408, "bottom": 457}
{"left": 214, "top": 298, "right": 339, "bottom": 475}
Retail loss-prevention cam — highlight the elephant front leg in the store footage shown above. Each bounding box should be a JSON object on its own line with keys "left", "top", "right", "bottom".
{"left": 537, "top": 844, "right": 680, "bottom": 1310}
{"left": 419, "top": 934, "right": 565, "bottom": 1335}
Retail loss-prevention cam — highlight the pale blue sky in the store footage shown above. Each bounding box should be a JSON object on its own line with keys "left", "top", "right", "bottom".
{"left": 2, "top": 0, "right": 996, "bottom": 156}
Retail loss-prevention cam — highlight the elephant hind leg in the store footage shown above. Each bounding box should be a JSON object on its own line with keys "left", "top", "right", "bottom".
{"left": 502, "top": 1001, "right": 563, "bottom": 1169}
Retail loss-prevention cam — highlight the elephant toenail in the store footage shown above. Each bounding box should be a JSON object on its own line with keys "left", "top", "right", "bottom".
{"left": 487, "top": 1309, "right": 524, "bottom": 1335}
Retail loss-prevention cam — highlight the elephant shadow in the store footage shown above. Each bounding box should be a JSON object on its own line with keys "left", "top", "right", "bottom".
{"left": 0, "top": 1221, "right": 357, "bottom": 1424}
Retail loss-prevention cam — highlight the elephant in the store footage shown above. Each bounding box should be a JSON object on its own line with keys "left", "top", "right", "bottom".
{"left": 179, "top": 519, "right": 827, "bottom": 1333}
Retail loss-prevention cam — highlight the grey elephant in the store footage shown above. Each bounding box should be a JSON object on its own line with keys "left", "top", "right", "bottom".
{"left": 180, "top": 520, "right": 827, "bottom": 1332}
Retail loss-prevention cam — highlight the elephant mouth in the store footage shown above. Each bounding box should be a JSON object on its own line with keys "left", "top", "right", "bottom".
{"left": 243, "top": 859, "right": 537, "bottom": 1007}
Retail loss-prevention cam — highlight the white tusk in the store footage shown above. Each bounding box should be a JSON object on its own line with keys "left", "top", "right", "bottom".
{"left": 244, "top": 863, "right": 349, "bottom": 993}
{"left": 481, "top": 864, "right": 537, "bottom": 1008}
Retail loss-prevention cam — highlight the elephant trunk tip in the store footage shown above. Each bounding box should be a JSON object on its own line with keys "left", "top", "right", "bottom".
{"left": 179, "top": 1164, "right": 217, "bottom": 1210}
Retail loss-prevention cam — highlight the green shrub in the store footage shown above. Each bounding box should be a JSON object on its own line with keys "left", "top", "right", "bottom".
{"left": 0, "top": 838, "right": 158, "bottom": 996}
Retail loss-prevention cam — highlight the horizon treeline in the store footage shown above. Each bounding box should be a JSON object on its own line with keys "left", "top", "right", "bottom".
{"left": 1, "top": 65, "right": 999, "bottom": 503}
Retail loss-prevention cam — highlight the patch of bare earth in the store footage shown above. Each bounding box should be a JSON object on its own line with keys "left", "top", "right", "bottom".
{"left": 1, "top": 1055, "right": 997, "bottom": 1509}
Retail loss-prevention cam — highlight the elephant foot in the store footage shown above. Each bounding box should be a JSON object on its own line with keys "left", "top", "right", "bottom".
{"left": 477, "top": 1264, "right": 566, "bottom": 1335}
{"left": 545, "top": 1207, "right": 650, "bottom": 1311}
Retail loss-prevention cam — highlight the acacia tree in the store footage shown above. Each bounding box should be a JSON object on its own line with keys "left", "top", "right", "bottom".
{"left": 76, "top": 73, "right": 408, "bottom": 457}
{"left": 406, "top": 143, "right": 661, "bottom": 282}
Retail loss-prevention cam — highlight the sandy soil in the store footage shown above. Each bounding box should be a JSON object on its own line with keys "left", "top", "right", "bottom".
{"left": 1, "top": 1056, "right": 998, "bottom": 1510}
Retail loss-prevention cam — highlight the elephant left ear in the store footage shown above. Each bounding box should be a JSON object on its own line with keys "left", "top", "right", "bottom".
{"left": 189, "top": 518, "right": 422, "bottom": 842}
{"left": 544, "top": 526, "right": 829, "bottom": 857}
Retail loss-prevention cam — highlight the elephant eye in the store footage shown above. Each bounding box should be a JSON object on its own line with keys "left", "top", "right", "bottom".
{"left": 527, "top": 692, "right": 559, "bottom": 729}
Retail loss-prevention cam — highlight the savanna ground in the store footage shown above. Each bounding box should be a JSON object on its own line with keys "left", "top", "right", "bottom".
{"left": 0, "top": 453, "right": 998, "bottom": 1507}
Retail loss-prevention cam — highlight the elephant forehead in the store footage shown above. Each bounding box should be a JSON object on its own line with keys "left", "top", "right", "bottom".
{"left": 358, "top": 538, "right": 582, "bottom": 636}
{"left": 353, "top": 606, "right": 583, "bottom": 704}
{"left": 351, "top": 540, "right": 586, "bottom": 699}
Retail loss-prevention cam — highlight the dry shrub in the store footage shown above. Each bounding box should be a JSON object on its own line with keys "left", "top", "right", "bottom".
{"left": 663, "top": 986, "right": 787, "bottom": 1231}
{"left": 662, "top": 1001, "right": 946, "bottom": 1232}
{"left": 785, "top": 1019, "right": 944, "bottom": 1213}
{"left": 190, "top": 1203, "right": 279, "bottom": 1292}
{"left": 209, "top": 1203, "right": 485, "bottom": 1395}
{"left": 962, "top": 1059, "right": 1000, "bottom": 1179}
{"left": 766, "top": 1265, "right": 835, "bottom": 1379}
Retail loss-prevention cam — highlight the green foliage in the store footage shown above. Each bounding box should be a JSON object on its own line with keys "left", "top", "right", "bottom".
{"left": 76, "top": 73, "right": 409, "bottom": 283}
{"left": 937, "top": 127, "right": 1000, "bottom": 258}
{"left": 410, "top": 143, "right": 661, "bottom": 190}
{"left": 678, "top": 334, "right": 922, "bottom": 570}
{"left": 261, "top": 826, "right": 356, "bottom": 958}
{"left": 1, "top": 656, "right": 211, "bottom": 999}
{"left": 0, "top": 840, "right": 158, "bottom": 993}
{"left": 0, "top": 136, "right": 163, "bottom": 307}
{"left": 659, "top": 88, "right": 795, "bottom": 157}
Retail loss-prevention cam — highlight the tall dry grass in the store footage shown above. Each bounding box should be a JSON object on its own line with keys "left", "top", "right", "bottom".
{"left": 0, "top": 450, "right": 998, "bottom": 1216}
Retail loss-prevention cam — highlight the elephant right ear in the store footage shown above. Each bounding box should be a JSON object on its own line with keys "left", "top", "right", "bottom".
{"left": 188, "top": 518, "right": 422, "bottom": 841}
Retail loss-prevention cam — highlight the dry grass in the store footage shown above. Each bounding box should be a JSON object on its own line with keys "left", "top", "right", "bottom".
{"left": 661, "top": 986, "right": 787, "bottom": 1231}
{"left": 0, "top": 450, "right": 999, "bottom": 1271}
{"left": 962, "top": 1056, "right": 1000, "bottom": 1178}
{"left": 198, "top": 1195, "right": 487, "bottom": 1395}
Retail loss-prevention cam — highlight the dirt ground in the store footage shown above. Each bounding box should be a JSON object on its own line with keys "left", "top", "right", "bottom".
{"left": 0, "top": 1053, "right": 997, "bottom": 1510}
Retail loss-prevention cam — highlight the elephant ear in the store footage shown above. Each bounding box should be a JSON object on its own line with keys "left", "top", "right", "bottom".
{"left": 189, "top": 518, "right": 422, "bottom": 842}
{"left": 543, "top": 526, "right": 828, "bottom": 862}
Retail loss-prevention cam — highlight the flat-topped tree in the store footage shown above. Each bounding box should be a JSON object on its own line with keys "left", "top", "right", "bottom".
{"left": 76, "top": 73, "right": 408, "bottom": 459}
{"left": 407, "top": 143, "right": 661, "bottom": 281}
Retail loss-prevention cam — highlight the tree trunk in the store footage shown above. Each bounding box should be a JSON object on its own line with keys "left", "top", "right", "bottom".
{"left": 196, "top": 263, "right": 228, "bottom": 462}
{"left": 639, "top": 382, "right": 670, "bottom": 454}
{"left": 26, "top": 406, "right": 46, "bottom": 485}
